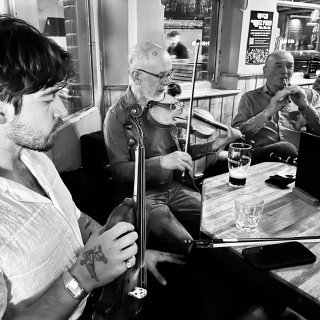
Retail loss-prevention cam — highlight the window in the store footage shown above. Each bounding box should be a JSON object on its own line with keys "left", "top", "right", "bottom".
{"left": 161, "top": 0, "right": 219, "bottom": 82}
{"left": 39, "top": 0, "right": 100, "bottom": 116}
{"left": 277, "top": 1, "right": 320, "bottom": 52}
{"left": 277, "top": 1, "right": 320, "bottom": 77}
{"left": 2, "top": 0, "right": 101, "bottom": 116}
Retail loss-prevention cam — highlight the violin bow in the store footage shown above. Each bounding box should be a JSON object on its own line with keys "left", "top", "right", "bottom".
{"left": 184, "top": 39, "right": 201, "bottom": 153}
{"left": 186, "top": 236, "right": 320, "bottom": 248}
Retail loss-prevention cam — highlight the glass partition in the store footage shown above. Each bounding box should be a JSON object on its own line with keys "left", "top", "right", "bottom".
{"left": 277, "top": 1, "right": 320, "bottom": 78}
{"left": 161, "top": 0, "right": 217, "bottom": 82}
{"left": 38, "top": 0, "right": 99, "bottom": 115}
{"left": 277, "top": 3, "right": 319, "bottom": 51}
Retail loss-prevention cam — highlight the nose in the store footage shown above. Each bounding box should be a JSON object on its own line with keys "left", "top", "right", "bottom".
{"left": 52, "top": 95, "right": 68, "bottom": 119}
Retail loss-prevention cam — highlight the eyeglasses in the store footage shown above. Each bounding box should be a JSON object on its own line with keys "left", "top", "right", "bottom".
{"left": 136, "top": 69, "right": 175, "bottom": 81}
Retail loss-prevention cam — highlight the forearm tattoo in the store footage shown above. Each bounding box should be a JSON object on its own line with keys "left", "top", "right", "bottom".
{"left": 84, "top": 216, "right": 101, "bottom": 231}
{"left": 79, "top": 213, "right": 102, "bottom": 241}
{"left": 80, "top": 245, "right": 108, "bottom": 282}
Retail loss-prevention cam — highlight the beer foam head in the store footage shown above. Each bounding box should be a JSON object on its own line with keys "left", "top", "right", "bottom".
{"left": 229, "top": 167, "right": 247, "bottom": 178}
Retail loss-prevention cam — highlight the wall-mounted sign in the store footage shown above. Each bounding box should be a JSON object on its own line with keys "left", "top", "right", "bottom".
{"left": 245, "top": 11, "right": 273, "bottom": 65}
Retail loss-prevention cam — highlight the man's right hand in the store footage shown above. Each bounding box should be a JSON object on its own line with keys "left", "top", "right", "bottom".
{"left": 266, "top": 88, "right": 292, "bottom": 116}
{"left": 160, "top": 151, "right": 193, "bottom": 174}
{"left": 71, "top": 222, "right": 138, "bottom": 292}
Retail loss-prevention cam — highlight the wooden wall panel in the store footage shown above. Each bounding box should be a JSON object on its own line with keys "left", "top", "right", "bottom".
{"left": 221, "top": 95, "right": 235, "bottom": 126}
{"left": 233, "top": 78, "right": 246, "bottom": 117}
{"left": 209, "top": 96, "right": 223, "bottom": 123}
{"left": 244, "top": 77, "right": 258, "bottom": 93}
{"left": 196, "top": 98, "right": 210, "bottom": 111}
{"left": 256, "top": 77, "right": 265, "bottom": 88}
{"left": 102, "top": 86, "right": 126, "bottom": 120}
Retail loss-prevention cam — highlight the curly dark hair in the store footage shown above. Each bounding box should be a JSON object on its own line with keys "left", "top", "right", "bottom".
{"left": 0, "top": 15, "right": 73, "bottom": 114}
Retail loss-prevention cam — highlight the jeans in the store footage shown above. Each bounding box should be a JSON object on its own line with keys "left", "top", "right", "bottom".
{"left": 146, "top": 180, "right": 200, "bottom": 255}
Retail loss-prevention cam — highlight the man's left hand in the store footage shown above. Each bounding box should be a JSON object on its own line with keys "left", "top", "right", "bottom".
{"left": 287, "top": 85, "right": 309, "bottom": 111}
{"left": 145, "top": 250, "right": 186, "bottom": 286}
{"left": 212, "top": 126, "right": 242, "bottom": 151}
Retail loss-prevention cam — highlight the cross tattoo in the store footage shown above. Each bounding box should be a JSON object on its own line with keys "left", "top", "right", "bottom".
{"left": 80, "top": 245, "right": 108, "bottom": 282}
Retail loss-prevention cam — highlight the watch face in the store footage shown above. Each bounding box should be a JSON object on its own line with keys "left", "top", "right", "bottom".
{"left": 63, "top": 270, "right": 85, "bottom": 299}
{"left": 69, "top": 279, "right": 79, "bottom": 291}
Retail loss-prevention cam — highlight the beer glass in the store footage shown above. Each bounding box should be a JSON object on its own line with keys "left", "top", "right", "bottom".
{"left": 228, "top": 143, "right": 252, "bottom": 188}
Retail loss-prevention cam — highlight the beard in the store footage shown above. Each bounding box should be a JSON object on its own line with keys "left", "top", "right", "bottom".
{"left": 6, "top": 119, "right": 63, "bottom": 152}
{"left": 144, "top": 88, "right": 165, "bottom": 102}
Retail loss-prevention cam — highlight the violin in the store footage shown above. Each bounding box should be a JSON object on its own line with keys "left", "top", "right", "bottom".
{"left": 92, "top": 104, "right": 147, "bottom": 320}
{"left": 147, "top": 39, "right": 227, "bottom": 141}
{"left": 147, "top": 94, "right": 228, "bottom": 139}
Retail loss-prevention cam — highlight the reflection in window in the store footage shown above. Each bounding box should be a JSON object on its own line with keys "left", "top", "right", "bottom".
{"left": 38, "top": 0, "right": 97, "bottom": 115}
{"left": 162, "top": 0, "right": 215, "bottom": 82}
{"left": 276, "top": 2, "right": 320, "bottom": 78}
{"left": 277, "top": 3, "right": 319, "bottom": 52}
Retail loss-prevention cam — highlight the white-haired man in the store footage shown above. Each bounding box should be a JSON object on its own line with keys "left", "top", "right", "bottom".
{"left": 104, "top": 41, "right": 241, "bottom": 254}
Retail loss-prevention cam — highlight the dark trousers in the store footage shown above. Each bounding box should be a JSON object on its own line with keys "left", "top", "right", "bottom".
{"left": 146, "top": 180, "right": 200, "bottom": 255}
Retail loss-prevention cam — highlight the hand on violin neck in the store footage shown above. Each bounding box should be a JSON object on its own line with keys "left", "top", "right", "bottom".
{"left": 160, "top": 151, "right": 193, "bottom": 174}
{"left": 211, "top": 126, "right": 242, "bottom": 150}
{"left": 72, "top": 222, "right": 138, "bottom": 292}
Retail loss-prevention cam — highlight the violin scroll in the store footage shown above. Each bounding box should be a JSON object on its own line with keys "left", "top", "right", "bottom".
{"left": 128, "top": 103, "right": 143, "bottom": 119}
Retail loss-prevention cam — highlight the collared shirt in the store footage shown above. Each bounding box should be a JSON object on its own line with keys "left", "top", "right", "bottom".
{"left": 0, "top": 149, "right": 85, "bottom": 320}
{"left": 232, "top": 84, "right": 320, "bottom": 149}
{"left": 313, "top": 74, "right": 320, "bottom": 95}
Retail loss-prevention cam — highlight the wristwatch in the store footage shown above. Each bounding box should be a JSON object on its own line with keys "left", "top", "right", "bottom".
{"left": 62, "top": 269, "right": 88, "bottom": 300}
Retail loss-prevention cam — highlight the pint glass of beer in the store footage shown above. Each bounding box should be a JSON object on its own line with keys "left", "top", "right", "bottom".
{"left": 228, "top": 143, "right": 252, "bottom": 188}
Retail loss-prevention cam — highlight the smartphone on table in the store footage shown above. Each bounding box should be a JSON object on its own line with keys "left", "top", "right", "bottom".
{"left": 242, "top": 241, "right": 317, "bottom": 270}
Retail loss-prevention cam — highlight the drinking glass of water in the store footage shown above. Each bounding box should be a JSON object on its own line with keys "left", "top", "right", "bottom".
{"left": 228, "top": 143, "right": 252, "bottom": 188}
{"left": 234, "top": 193, "right": 264, "bottom": 231}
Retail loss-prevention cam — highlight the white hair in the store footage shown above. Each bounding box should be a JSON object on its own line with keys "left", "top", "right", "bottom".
{"left": 265, "top": 50, "right": 294, "bottom": 66}
{"left": 128, "top": 41, "right": 164, "bottom": 73}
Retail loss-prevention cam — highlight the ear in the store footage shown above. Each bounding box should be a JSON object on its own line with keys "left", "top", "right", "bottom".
{"left": 263, "top": 65, "right": 267, "bottom": 77}
{"left": 0, "top": 101, "right": 16, "bottom": 124}
{"left": 131, "top": 70, "right": 141, "bottom": 85}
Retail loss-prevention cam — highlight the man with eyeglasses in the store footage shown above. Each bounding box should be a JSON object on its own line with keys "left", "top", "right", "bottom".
{"left": 104, "top": 41, "right": 241, "bottom": 255}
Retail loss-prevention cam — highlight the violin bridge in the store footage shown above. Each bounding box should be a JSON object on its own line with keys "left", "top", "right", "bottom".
{"left": 128, "top": 287, "right": 147, "bottom": 299}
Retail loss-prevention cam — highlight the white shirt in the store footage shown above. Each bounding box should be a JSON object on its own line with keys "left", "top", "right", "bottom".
{"left": 0, "top": 149, "right": 86, "bottom": 319}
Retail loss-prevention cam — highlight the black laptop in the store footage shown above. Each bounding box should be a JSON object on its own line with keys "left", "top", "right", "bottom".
{"left": 294, "top": 132, "right": 320, "bottom": 202}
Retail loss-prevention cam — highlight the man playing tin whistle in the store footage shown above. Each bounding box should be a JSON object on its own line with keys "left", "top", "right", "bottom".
{"left": 232, "top": 50, "right": 320, "bottom": 164}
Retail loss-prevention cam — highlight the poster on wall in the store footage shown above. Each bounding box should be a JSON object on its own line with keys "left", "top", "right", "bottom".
{"left": 245, "top": 11, "right": 273, "bottom": 65}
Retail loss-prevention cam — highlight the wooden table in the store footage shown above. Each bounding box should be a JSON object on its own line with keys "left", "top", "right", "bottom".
{"left": 201, "top": 162, "right": 320, "bottom": 319}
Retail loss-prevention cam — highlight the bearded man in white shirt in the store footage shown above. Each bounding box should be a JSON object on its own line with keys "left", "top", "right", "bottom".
{"left": 0, "top": 15, "right": 183, "bottom": 320}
